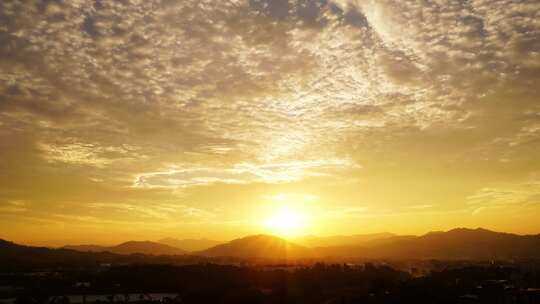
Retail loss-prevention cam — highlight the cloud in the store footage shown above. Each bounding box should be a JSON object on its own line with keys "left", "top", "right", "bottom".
{"left": 407, "top": 204, "right": 433, "bottom": 210}
{"left": 467, "top": 181, "right": 540, "bottom": 215}
{"left": 262, "top": 192, "right": 319, "bottom": 202}
{"left": 1, "top": 0, "right": 540, "bottom": 239}
{"left": 133, "top": 159, "right": 356, "bottom": 188}
{"left": 86, "top": 202, "right": 217, "bottom": 221}
{"left": 38, "top": 142, "right": 144, "bottom": 168}
{"left": 2, "top": 0, "right": 538, "bottom": 170}
{"left": 326, "top": 206, "right": 371, "bottom": 219}
{"left": 0, "top": 200, "right": 28, "bottom": 213}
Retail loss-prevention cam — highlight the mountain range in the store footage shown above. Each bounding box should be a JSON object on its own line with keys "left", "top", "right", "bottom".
{"left": 64, "top": 241, "right": 187, "bottom": 256}
{"left": 0, "top": 239, "right": 120, "bottom": 271}
{"left": 293, "top": 232, "right": 400, "bottom": 248}
{"left": 196, "top": 234, "right": 313, "bottom": 259}
{"left": 157, "top": 238, "right": 222, "bottom": 252}
{"left": 315, "top": 228, "right": 540, "bottom": 260}
{"left": 4, "top": 228, "right": 540, "bottom": 265}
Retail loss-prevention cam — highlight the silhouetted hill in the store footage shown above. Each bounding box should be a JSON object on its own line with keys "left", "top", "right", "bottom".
{"left": 198, "top": 235, "right": 313, "bottom": 259}
{"left": 0, "top": 239, "right": 217, "bottom": 271}
{"left": 158, "top": 237, "right": 222, "bottom": 252}
{"left": 3, "top": 228, "right": 540, "bottom": 268}
{"left": 65, "top": 241, "right": 187, "bottom": 255}
{"left": 295, "top": 232, "right": 397, "bottom": 247}
{"left": 0, "top": 238, "right": 119, "bottom": 271}
{"left": 63, "top": 244, "right": 107, "bottom": 252}
{"left": 318, "top": 228, "right": 540, "bottom": 260}
{"left": 385, "top": 228, "right": 540, "bottom": 259}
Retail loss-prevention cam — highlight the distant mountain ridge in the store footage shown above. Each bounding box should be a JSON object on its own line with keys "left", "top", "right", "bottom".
{"left": 294, "top": 232, "right": 397, "bottom": 247}
{"left": 0, "top": 239, "right": 121, "bottom": 271}
{"left": 3, "top": 228, "right": 540, "bottom": 263}
{"left": 317, "top": 228, "right": 540, "bottom": 260}
{"left": 65, "top": 241, "right": 187, "bottom": 256}
{"left": 197, "top": 234, "right": 313, "bottom": 259}
{"left": 158, "top": 238, "right": 221, "bottom": 252}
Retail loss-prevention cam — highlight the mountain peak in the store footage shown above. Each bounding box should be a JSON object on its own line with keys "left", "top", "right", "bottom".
{"left": 448, "top": 227, "right": 494, "bottom": 233}
{"left": 118, "top": 240, "right": 155, "bottom": 246}
{"left": 65, "top": 240, "right": 186, "bottom": 256}
{"left": 157, "top": 237, "right": 222, "bottom": 252}
{"left": 198, "top": 234, "right": 312, "bottom": 259}
{"left": 234, "top": 234, "right": 285, "bottom": 242}
{"left": 423, "top": 227, "right": 499, "bottom": 237}
{"left": 295, "top": 232, "right": 397, "bottom": 248}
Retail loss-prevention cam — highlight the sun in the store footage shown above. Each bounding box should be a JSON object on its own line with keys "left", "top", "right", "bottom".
{"left": 264, "top": 206, "right": 309, "bottom": 237}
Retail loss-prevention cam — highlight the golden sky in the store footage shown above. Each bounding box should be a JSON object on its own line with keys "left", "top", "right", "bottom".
{"left": 1, "top": 0, "right": 540, "bottom": 246}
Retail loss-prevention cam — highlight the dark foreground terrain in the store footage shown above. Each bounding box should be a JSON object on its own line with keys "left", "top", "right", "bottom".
{"left": 2, "top": 262, "right": 540, "bottom": 304}
{"left": 2, "top": 236, "right": 540, "bottom": 303}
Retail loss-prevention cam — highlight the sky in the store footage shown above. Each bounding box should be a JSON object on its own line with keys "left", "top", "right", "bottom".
{"left": 1, "top": 0, "right": 539, "bottom": 246}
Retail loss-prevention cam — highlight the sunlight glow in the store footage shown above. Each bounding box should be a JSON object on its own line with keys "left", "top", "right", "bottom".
{"left": 264, "top": 206, "right": 309, "bottom": 237}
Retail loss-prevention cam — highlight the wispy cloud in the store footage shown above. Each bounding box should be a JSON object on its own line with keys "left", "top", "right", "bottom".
{"left": 0, "top": 200, "right": 28, "bottom": 213}
{"left": 86, "top": 202, "right": 218, "bottom": 221}
{"left": 133, "top": 159, "right": 356, "bottom": 188}
{"left": 467, "top": 181, "right": 540, "bottom": 215}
